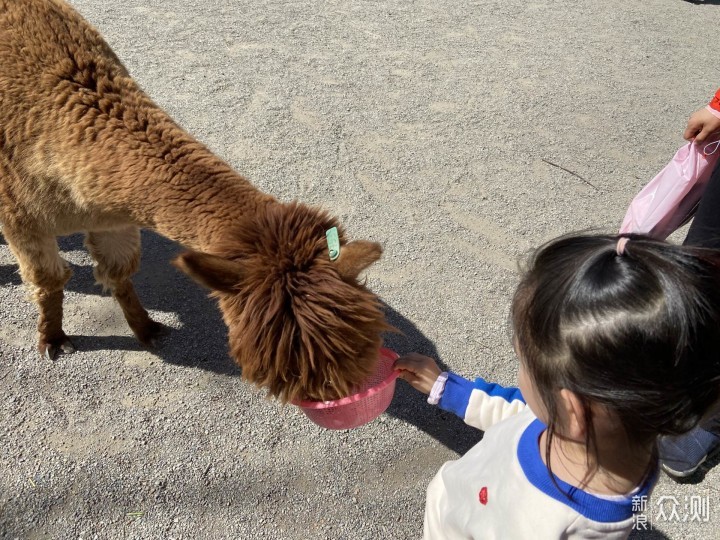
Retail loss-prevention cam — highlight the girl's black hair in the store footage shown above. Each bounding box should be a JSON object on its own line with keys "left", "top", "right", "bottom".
{"left": 512, "top": 233, "right": 720, "bottom": 471}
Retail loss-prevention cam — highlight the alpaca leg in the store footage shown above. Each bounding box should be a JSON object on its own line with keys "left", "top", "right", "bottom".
{"left": 2, "top": 228, "right": 74, "bottom": 359}
{"left": 84, "top": 227, "right": 165, "bottom": 346}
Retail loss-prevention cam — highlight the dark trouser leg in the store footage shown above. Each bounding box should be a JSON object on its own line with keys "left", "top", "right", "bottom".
{"left": 684, "top": 158, "right": 720, "bottom": 433}
{"left": 684, "top": 158, "right": 720, "bottom": 248}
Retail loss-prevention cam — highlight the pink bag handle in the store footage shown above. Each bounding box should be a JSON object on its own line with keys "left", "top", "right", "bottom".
{"left": 619, "top": 134, "right": 720, "bottom": 240}
{"left": 703, "top": 139, "right": 720, "bottom": 157}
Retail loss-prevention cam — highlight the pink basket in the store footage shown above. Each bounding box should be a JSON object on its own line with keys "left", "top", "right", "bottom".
{"left": 294, "top": 348, "right": 399, "bottom": 430}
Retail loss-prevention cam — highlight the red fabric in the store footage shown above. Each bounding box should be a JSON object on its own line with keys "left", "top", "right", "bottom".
{"left": 478, "top": 487, "right": 488, "bottom": 505}
{"left": 710, "top": 88, "right": 720, "bottom": 112}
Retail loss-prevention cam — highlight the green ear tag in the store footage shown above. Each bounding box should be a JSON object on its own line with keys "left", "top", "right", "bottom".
{"left": 326, "top": 227, "right": 340, "bottom": 261}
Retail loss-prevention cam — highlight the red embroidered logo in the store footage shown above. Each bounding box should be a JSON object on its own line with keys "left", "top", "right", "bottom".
{"left": 478, "top": 487, "right": 488, "bottom": 505}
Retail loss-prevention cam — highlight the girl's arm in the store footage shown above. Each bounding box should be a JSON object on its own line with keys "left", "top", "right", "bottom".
{"left": 439, "top": 373, "right": 527, "bottom": 431}
{"left": 394, "top": 353, "right": 527, "bottom": 432}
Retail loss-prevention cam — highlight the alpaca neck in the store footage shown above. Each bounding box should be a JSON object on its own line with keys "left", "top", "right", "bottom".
{"left": 121, "top": 136, "right": 276, "bottom": 251}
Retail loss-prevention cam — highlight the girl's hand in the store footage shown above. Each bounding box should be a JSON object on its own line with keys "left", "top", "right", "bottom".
{"left": 684, "top": 107, "right": 720, "bottom": 143}
{"left": 394, "top": 353, "right": 442, "bottom": 395}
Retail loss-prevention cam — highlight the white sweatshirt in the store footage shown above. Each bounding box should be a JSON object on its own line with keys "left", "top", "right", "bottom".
{"left": 424, "top": 374, "right": 657, "bottom": 539}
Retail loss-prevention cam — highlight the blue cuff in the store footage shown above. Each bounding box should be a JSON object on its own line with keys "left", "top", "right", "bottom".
{"left": 437, "top": 373, "right": 474, "bottom": 418}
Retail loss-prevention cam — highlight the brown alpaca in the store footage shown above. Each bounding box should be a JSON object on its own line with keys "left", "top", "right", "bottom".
{"left": 0, "top": 0, "right": 390, "bottom": 402}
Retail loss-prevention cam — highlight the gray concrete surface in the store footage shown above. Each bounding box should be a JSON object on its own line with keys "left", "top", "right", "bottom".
{"left": 1, "top": 0, "right": 720, "bottom": 538}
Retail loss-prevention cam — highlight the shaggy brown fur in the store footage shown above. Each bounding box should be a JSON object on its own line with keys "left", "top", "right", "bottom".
{"left": 0, "top": 0, "right": 390, "bottom": 402}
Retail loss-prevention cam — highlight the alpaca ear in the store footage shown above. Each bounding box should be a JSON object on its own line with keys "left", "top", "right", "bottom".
{"left": 172, "top": 250, "right": 243, "bottom": 293}
{"left": 335, "top": 240, "right": 383, "bottom": 280}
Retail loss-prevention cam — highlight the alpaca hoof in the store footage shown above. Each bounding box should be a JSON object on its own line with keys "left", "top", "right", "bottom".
{"left": 135, "top": 320, "right": 169, "bottom": 348}
{"left": 39, "top": 335, "right": 75, "bottom": 360}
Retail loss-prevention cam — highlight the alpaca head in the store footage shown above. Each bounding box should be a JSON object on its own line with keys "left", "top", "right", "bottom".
{"left": 172, "top": 202, "right": 391, "bottom": 402}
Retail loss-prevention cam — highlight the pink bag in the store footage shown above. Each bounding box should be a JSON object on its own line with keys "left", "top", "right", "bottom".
{"left": 619, "top": 135, "right": 720, "bottom": 240}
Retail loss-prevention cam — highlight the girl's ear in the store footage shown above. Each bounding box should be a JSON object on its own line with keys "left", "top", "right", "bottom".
{"left": 558, "top": 389, "right": 587, "bottom": 441}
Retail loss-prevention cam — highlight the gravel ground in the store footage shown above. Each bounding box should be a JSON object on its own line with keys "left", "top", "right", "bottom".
{"left": 2, "top": 0, "right": 720, "bottom": 539}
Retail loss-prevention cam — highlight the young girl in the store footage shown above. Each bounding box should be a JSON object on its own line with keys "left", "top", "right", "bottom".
{"left": 396, "top": 234, "right": 720, "bottom": 539}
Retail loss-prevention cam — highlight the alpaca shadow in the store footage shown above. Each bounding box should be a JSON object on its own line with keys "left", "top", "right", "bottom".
{"left": 2, "top": 230, "right": 479, "bottom": 453}
{"left": 382, "top": 308, "right": 482, "bottom": 454}
{"left": 72, "top": 231, "right": 240, "bottom": 376}
{"left": 0, "top": 231, "right": 239, "bottom": 375}
{"left": 0, "top": 227, "right": 19, "bottom": 285}
{"left": 683, "top": 0, "right": 720, "bottom": 4}
{"left": 0, "top": 263, "right": 20, "bottom": 286}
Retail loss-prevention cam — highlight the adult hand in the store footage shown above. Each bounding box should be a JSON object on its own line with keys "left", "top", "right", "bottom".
{"left": 394, "top": 353, "right": 442, "bottom": 394}
{"left": 684, "top": 107, "right": 720, "bottom": 143}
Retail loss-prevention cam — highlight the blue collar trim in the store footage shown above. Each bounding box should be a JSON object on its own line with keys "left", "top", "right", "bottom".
{"left": 517, "top": 419, "right": 658, "bottom": 523}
